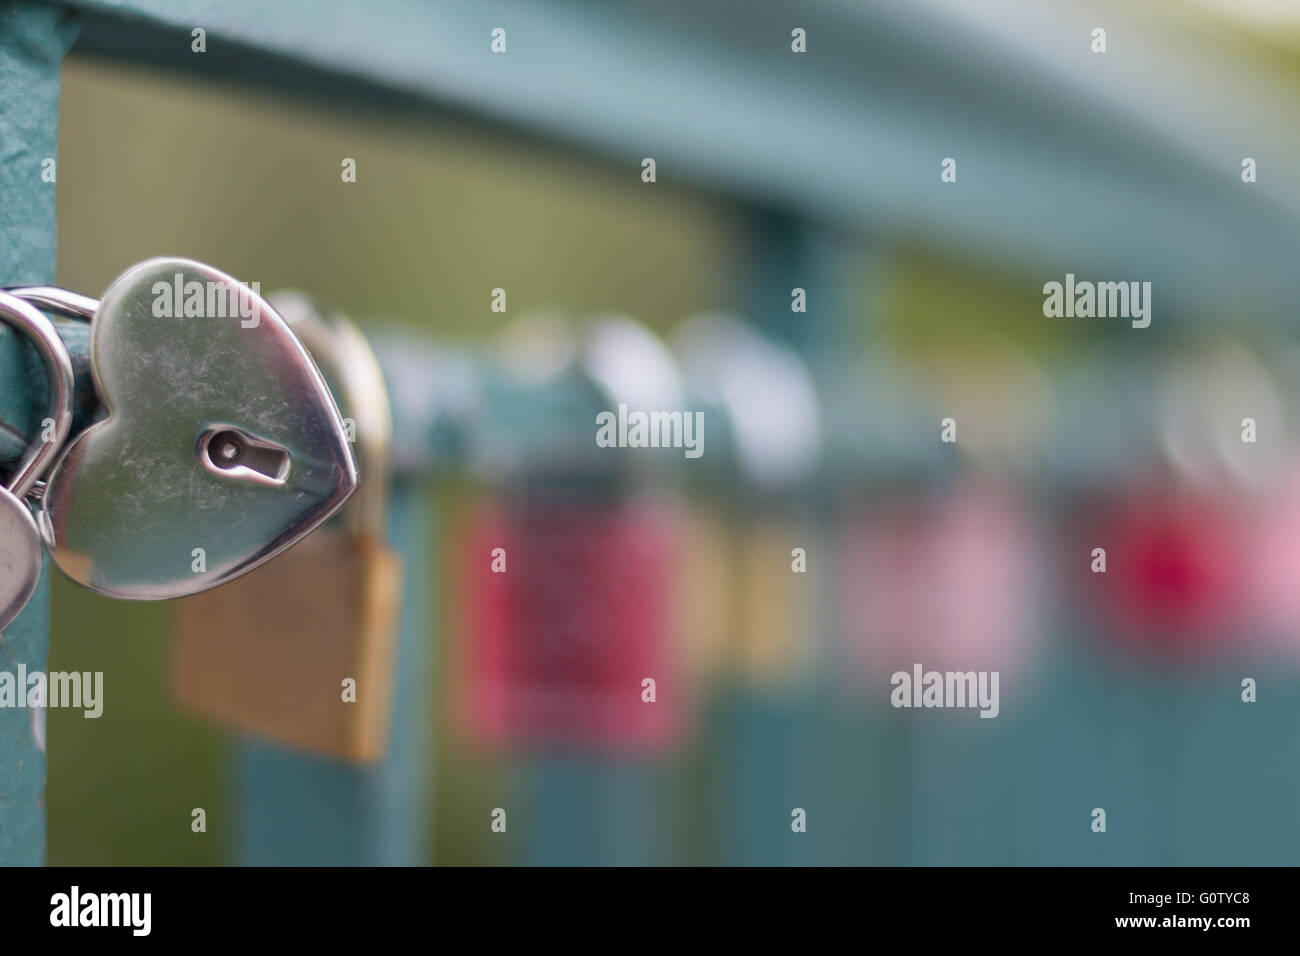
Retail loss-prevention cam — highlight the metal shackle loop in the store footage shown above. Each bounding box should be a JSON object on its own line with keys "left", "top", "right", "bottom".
{"left": 0, "top": 291, "right": 76, "bottom": 498}
{"left": 6, "top": 285, "right": 98, "bottom": 321}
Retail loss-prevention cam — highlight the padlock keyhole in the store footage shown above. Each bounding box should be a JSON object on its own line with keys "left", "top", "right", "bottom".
{"left": 211, "top": 432, "right": 246, "bottom": 465}
{"left": 200, "top": 427, "right": 291, "bottom": 486}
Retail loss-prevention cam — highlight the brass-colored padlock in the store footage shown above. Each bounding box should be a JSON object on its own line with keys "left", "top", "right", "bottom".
{"left": 171, "top": 294, "right": 402, "bottom": 763}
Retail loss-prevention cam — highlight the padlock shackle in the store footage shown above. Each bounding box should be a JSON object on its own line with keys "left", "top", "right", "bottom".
{"left": 271, "top": 291, "right": 392, "bottom": 541}
{"left": 0, "top": 291, "right": 76, "bottom": 498}
{"left": 5, "top": 285, "right": 98, "bottom": 321}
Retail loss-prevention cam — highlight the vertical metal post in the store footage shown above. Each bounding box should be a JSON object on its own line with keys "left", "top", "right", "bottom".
{"left": 237, "top": 479, "right": 435, "bottom": 865}
{"left": 518, "top": 757, "right": 661, "bottom": 866}
{"left": 0, "top": 1, "right": 77, "bottom": 867}
{"left": 710, "top": 211, "right": 849, "bottom": 864}
{"left": 507, "top": 496, "right": 668, "bottom": 866}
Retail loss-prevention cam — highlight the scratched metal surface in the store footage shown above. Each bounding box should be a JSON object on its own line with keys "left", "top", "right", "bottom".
{"left": 0, "top": 1, "right": 78, "bottom": 866}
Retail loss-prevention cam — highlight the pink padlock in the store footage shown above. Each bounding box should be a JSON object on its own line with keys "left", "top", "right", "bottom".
{"left": 840, "top": 480, "right": 1039, "bottom": 704}
{"left": 1244, "top": 456, "right": 1300, "bottom": 658}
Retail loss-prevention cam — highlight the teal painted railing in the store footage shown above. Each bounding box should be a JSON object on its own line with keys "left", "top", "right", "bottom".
{"left": 0, "top": 1, "right": 78, "bottom": 867}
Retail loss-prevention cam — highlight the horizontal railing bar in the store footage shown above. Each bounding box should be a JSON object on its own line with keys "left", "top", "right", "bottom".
{"left": 53, "top": 0, "right": 1300, "bottom": 325}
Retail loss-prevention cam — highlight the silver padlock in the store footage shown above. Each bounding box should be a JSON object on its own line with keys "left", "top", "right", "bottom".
{"left": 8, "top": 257, "right": 358, "bottom": 600}
{"left": 0, "top": 291, "right": 74, "bottom": 632}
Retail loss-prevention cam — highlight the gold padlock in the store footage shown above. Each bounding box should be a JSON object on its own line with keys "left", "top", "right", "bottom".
{"left": 171, "top": 293, "right": 402, "bottom": 763}
{"left": 734, "top": 516, "right": 823, "bottom": 689}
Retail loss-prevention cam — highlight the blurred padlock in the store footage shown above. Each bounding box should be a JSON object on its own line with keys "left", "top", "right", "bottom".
{"left": 171, "top": 294, "right": 402, "bottom": 762}
{"left": 459, "top": 491, "right": 680, "bottom": 751}
{"left": 1073, "top": 345, "right": 1267, "bottom": 660}
{"left": 1246, "top": 455, "right": 1300, "bottom": 656}
{"left": 840, "top": 480, "right": 1038, "bottom": 692}
{"left": 834, "top": 344, "right": 1049, "bottom": 700}
{"left": 732, "top": 515, "right": 824, "bottom": 687}
{"left": 457, "top": 312, "right": 688, "bottom": 751}
{"left": 671, "top": 313, "right": 825, "bottom": 690}
{"left": 583, "top": 313, "right": 734, "bottom": 692}
{"left": 671, "top": 500, "right": 733, "bottom": 688}
{"left": 1075, "top": 481, "right": 1244, "bottom": 659}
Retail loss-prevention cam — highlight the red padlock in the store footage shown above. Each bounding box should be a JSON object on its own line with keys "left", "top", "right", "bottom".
{"left": 457, "top": 494, "right": 682, "bottom": 752}
{"left": 1075, "top": 481, "right": 1246, "bottom": 659}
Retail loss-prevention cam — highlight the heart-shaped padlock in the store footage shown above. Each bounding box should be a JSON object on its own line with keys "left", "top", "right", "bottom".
{"left": 0, "top": 291, "right": 75, "bottom": 631}
{"left": 21, "top": 258, "right": 358, "bottom": 600}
